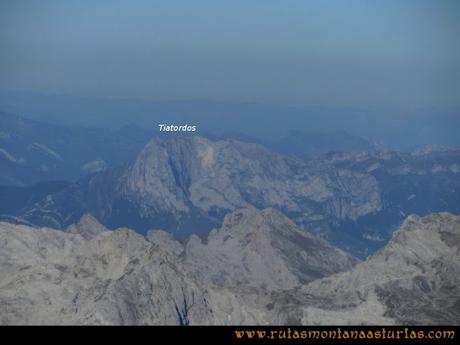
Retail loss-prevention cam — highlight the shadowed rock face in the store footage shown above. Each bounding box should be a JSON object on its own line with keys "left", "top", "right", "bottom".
{"left": 0, "top": 211, "right": 459, "bottom": 325}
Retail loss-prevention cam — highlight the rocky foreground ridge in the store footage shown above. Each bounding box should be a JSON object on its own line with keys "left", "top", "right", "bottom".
{"left": 0, "top": 209, "right": 459, "bottom": 325}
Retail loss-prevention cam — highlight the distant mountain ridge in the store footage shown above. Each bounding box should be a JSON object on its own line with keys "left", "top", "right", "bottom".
{"left": 2, "top": 91, "right": 459, "bottom": 149}
{"left": 272, "top": 130, "right": 376, "bottom": 157}
{"left": 0, "top": 111, "right": 152, "bottom": 185}
{"left": 13, "top": 135, "right": 460, "bottom": 258}
{"left": 19, "top": 136, "right": 382, "bottom": 253}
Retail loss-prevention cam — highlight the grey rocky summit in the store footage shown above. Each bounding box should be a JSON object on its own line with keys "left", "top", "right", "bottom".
{"left": 0, "top": 222, "right": 213, "bottom": 325}
{"left": 180, "top": 207, "right": 359, "bottom": 290}
{"left": 0, "top": 211, "right": 459, "bottom": 325}
{"left": 251, "top": 212, "right": 460, "bottom": 325}
{"left": 67, "top": 214, "right": 109, "bottom": 239}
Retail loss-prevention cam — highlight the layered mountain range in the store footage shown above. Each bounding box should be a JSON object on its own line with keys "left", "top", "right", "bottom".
{"left": 1, "top": 209, "right": 458, "bottom": 325}
{"left": 14, "top": 136, "right": 460, "bottom": 258}
{"left": 231, "top": 212, "right": 460, "bottom": 325}
{"left": 0, "top": 111, "right": 152, "bottom": 186}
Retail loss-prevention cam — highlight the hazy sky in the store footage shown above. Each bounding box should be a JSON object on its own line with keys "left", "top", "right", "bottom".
{"left": 1, "top": 0, "right": 459, "bottom": 110}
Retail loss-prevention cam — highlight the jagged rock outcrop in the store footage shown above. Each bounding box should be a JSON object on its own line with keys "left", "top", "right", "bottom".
{"left": 0, "top": 212, "right": 459, "bottom": 325}
{"left": 147, "top": 229, "right": 185, "bottom": 257}
{"left": 252, "top": 213, "right": 460, "bottom": 325}
{"left": 0, "top": 222, "right": 213, "bottom": 325}
{"left": 180, "top": 208, "right": 359, "bottom": 290}
{"left": 66, "top": 214, "right": 109, "bottom": 239}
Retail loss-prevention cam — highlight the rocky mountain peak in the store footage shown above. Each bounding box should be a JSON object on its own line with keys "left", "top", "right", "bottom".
{"left": 220, "top": 207, "right": 281, "bottom": 231}
{"left": 1, "top": 212, "right": 459, "bottom": 325}
{"left": 184, "top": 207, "right": 359, "bottom": 290}
{"left": 147, "top": 229, "right": 185, "bottom": 256}
{"left": 0, "top": 221, "right": 213, "bottom": 325}
{"left": 375, "top": 212, "right": 460, "bottom": 266}
{"left": 132, "top": 136, "right": 216, "bottom": 175}
{"left": 271, "top": 212, "right": 460, "bottom": 325}
{"left": 66, "top": 214, "right": 108, "bottom": 239}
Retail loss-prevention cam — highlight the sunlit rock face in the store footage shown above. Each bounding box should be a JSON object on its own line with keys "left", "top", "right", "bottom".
{"left": 0, "top": 212, "right": 459, "bottom": 325}
{"left": 181, "top": 207, "right": 359, "bottom": 290}
{"left": 255, "top": 212, "right": 460, "bottom": 325}
{"left": 0, "top": 221, "right": 213, "bottom": 325}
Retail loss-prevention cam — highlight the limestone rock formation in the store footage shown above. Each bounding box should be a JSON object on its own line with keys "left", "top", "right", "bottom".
{"left": 1, "top": 209, "right": 459, "bottom": 325}
{"left": 67, "top": 214, "right": 109, "bottom": 239}
{"left": 181, "top": 208, "right": 359, "bottom": 290}
{"left": 0, "top": 222, "right": 213, "bottom": 325}
{"left": 256, "top": 213, "right": 460, "bottom": 325}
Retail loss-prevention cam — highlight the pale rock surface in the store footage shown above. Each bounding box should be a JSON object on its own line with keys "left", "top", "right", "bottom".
{"left": 182, "top": 207, "right": 359, "bottom": 290}
{"left": 0, "top": 222, "right": 213, "bottom": 325}
{"left": 1, "top": 212, "right": 459, "bottom": 325}
{"left": 258, "top": 213, "right": 460, "bottom": 325}
{"left": 67, "top": 214, "right": 109, "bottom": 239}
{"left": 147, "top": 229, "right": 185, "bottom": 256}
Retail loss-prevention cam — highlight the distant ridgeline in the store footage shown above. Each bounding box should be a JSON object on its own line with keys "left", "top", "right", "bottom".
{"left": 3, "top": 134, "right": 458, "bottom": 259}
